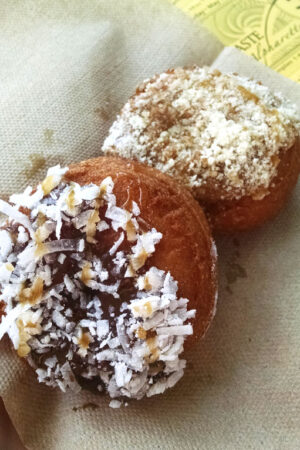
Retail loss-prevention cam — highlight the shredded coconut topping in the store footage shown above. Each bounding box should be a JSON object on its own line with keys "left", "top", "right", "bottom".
{"left": 0, "top": 165, "right": 195, "bottom": 405}
{"left": 102, "top": 66, "right": 300, "bottom": 201}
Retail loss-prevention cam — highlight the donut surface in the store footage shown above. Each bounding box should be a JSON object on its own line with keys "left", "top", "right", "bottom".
{"left": 102, "top": 67, "right": 300, "bottom": 232}
{"left": 0, "top": 157, "right": 216, "bottom": 403}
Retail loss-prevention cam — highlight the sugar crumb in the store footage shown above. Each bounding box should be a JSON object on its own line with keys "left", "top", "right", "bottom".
{"left": 103, "top": 67, "right": 300, "bottom": 201}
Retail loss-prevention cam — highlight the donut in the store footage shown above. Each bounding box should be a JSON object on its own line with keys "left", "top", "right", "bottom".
{"left": 0, "top": 156, "right": 217, "bottom": 405}
{"left": 102, "top": 67, "right": 300, "bottom": 232}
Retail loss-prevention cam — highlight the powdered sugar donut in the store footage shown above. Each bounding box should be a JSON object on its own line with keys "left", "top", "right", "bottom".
{"left": 0, "top": 157, "right": 216, "bottom": 405}
{"left": 102, "top": 67, "right": 300, "bottom": 232}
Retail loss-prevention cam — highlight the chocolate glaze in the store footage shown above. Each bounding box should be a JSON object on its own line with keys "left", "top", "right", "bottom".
{"left": 24, "top": 200, "right": 148, "bottom": 393}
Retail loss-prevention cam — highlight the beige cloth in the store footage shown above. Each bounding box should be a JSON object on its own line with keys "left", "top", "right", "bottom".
{"left": 0, "top": 1, "right": 299, "bottom": 449}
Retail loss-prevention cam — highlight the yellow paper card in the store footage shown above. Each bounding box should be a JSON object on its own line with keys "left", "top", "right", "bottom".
{"left": 170, "top": 0, "right": 300, "bottom": 82}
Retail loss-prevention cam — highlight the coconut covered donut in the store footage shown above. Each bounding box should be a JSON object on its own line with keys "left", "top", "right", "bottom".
{"left": 0, "top": 157, "right": 216, "bottom": 406}
{"left": 102, "top": 67, "right": 300, "bottom": 232}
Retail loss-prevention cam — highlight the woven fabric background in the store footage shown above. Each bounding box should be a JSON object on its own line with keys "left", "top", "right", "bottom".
{"left": 0, "top": 1, "right": 299, "bottom": 449}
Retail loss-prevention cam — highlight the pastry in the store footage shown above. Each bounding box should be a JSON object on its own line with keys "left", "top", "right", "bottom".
{"left": 102, "top": 67, "right": 300, "bottom": 232}
{"left": 0, "top": 156, "right": 217, "bottom": 405}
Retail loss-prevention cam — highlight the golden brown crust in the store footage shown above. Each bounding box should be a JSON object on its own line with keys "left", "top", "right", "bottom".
{"left": 65, "top": 156, "right": 217, "bottom": 345}
{"left": 205, "top": 139, "right": 300, "bottom": 233}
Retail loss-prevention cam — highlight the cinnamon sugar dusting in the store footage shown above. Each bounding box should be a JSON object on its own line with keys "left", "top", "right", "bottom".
{"left": 237, "top": 85, "right": 259, "bottom": 104}
{"left": 103, "top": 66, "right": 300, "bottom": 201}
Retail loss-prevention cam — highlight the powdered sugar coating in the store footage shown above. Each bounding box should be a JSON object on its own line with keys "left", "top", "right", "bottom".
{"left": 0, "top": 165, "right": 195, "bottom": 404}
{"left": 102, "top": 67, "right": 300, "bottom": 201}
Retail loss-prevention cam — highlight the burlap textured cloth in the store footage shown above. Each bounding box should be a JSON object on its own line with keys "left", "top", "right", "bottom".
{"left": 0, "top": 1, "right": 299, "bottom": 449}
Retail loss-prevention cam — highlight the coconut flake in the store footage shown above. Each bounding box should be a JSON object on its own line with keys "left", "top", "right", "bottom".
{"left": 105, "top": 205, "right": 128, "bottom": 229}
{"left": 45, "top": 355, "right": 58, "bottom": 368}
{"left": 17, "top": 244, "right": 36, "bottom": 267}
{"left": 115, "top": 362, "right": 132, "bottom": 387}
{"left": 44, "top": 239, "right": 84, "bottom": 255}
{"left": 64, "top": 274, "right": 76, "bottom": 293}
{"left": 0, "top": 230, "right": 13, "bottom": 260}
{"left": 80, "top": 185, "right": 100, "bottom": 201}
{"left": 139, "top": 229, "right": 162, "bottom": 254}
{"left": 58, "top": 253, "right": 66, "bottom": 264}
{"left": 17, "top": 226, "right": 29, "bottom": 245}
{"left": 97, "top": 220, "right": 110, "bottom": 232}
{"left": 0, "top": 303, "right": 31, "bottom": 340}
{"left": 52, "top": 310, "right": 66, "bottom": 329}
{"left": 162, "top": 272, "right": 178, "bottom": 296}
{"left": 109, "top": 399, "right": 122, "bottom": 409}
{"left": 156, "top": 325, "right": 193, "bottom": 336}
{"left": 0, "top": 199, "right": 34, "bottom": 238}
{"left": 10, "top": 185, "right": 44, "bottom": 209}
{"left": 99, "top": 177, "right": 114, "bottom": 197}
{"left": 39, "top": 264, "right": 52, "bottom": 286}
{"left": 130, "top": 296, "right": 166, "bottom": 319}
{"left": 0, "top": 263, "right": 13, "bottom": 283}
{"left": 131, "top": 201, "right": 140, "bottom": 216}
{"left": 41, "top": 166, "right": 68, "bottom": 196}
{"left": 60, "top": 361, "right": 81, "bottom": 393}
{"left": 109, "top": 232, "right": 124, "bottom": 255}
{"left": 97, "top": 320, "right": 109, "bottom": 338}
{"left": 72, "top": 210, "right": 94, "bottom": 229}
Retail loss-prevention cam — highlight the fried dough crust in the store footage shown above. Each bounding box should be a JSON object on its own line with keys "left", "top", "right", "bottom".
{"left": 205, "top": 139, "right": 300, "bottom": 232}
